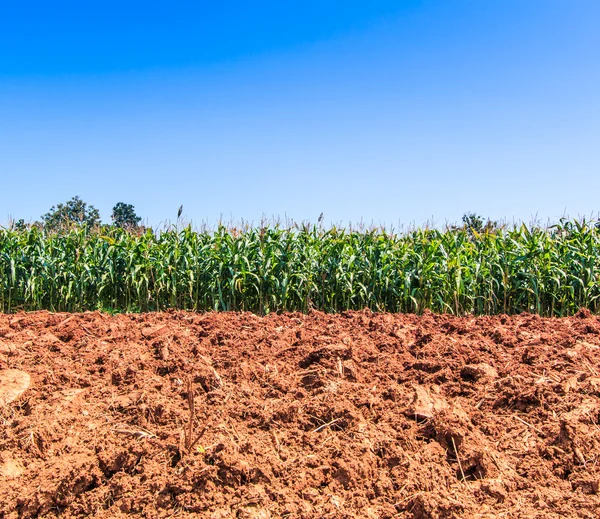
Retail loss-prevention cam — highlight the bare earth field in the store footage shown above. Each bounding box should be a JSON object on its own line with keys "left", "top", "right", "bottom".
{"left": 1, "top": 310, "right": 600, "bottom": 518}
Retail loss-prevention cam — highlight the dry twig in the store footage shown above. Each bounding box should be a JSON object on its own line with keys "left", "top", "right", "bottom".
{"left": 180, "top": 377, "right": 208, "bottom": 456}
{"left": 452, "top": 436, "right": 466, "bottom": 482}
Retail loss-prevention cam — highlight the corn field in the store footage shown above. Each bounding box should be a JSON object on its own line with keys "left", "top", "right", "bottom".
{"left": 1, "top": 220, "right": 600, "bottom": 315}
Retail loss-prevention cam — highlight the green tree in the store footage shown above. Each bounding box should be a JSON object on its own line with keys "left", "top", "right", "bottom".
{"left": 460, "top": 212, "right": 498, "bottom": 239}
{"left": 11, "top": 219, "right": 28, "bottom": 231}
{"left": 462, "top": 212, "right": 485, "bottom": 233}
{"left": 42, "top": 196, "right": 101, "bottom": 231}
{"left": 111, "top": 202, "right": 142, "bottom": 229}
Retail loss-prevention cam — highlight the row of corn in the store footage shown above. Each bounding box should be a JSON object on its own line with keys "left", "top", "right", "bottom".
{"left": 1, "top": 220, "right": 599, "bottom": 315}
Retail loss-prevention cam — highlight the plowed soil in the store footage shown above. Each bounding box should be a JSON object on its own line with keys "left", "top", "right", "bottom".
{"left": 1, "top": 310, "right": 600, "bottom": 518}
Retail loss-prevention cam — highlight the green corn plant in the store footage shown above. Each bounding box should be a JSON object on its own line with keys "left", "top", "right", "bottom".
{"left": 2, "top": 219, "right": 600, "bottom": 315}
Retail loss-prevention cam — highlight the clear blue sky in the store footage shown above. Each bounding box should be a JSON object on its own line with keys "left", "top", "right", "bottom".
{"left": 1, "top": 1, "right": 599, "bottom": 229}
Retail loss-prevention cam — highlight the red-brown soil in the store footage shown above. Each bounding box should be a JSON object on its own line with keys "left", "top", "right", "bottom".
{"left": 1, "top": 310, "right": 600, "bottom": 518}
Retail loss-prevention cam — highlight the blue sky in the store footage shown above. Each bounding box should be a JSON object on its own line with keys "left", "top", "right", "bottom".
{"left": 1, "top": 1, "right": 599, "bottom": 229}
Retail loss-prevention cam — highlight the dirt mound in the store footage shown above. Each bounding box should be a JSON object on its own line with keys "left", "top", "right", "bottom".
{"left": 1, "top": 310, "right": 599, "bottom": 518}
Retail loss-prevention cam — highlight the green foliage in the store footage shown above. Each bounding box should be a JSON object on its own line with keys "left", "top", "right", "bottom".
{"left": 111, "top": 202, "right": 142, "bottom": 229}
{"left": 2, "top": 219, "right": 600, "bottom": 315}
{"left": 462, "top": 212, "right": 498, "bottom": 236}
{"left": 11, "top": 219, "right": 28, "bottom": 231}
{"left": 42, "top": 196, "right": 101, "bottom": 231}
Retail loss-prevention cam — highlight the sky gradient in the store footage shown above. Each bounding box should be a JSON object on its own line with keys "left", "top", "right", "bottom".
{"left": 1, "top": 1, "right": 599, "bottom": 229}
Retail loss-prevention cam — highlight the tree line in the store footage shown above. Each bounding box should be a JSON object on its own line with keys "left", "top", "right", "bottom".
{"left": 12, "top": 196, "right": 143, "bottom": 232}
{"left": 10, "top": 196, "right": 505, "bottom": 236}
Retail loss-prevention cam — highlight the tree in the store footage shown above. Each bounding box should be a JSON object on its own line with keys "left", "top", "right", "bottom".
{"left": 461, "top": 212, "right": 498, "bottom": 237}
{"left": 42, "top": 196, "right": 101, "bottom": 231}
{"left": 11, "top": 219, "right": 28, "bottom": 231}
{"left": 111, "top": 202, "right": 142, "bottom": 229}
{"left": 462, "top": 212, "right": 485, "bottom": 233}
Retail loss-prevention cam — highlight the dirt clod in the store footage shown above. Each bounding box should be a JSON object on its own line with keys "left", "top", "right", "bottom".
{"left": 0, "top": 369, "right": 30, "bottom": 405}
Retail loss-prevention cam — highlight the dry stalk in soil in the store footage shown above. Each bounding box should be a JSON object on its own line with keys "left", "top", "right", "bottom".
{"left": 180, "top": 376, "right": 208, "bottom": 457}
